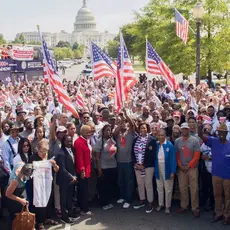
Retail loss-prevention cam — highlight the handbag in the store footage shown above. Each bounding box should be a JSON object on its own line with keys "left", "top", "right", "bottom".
{"left": 12, "top": 204, "right": 35, "bottom": 230}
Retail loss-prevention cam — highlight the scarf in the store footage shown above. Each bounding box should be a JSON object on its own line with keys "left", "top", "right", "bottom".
{"left": 134, "top": 135, "right": 148, "bottom": 176}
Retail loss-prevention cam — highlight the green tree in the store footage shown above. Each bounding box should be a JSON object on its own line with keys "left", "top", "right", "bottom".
{"left": 73, "top": 49, "right": 82, "bottom": 59}
{"left": 0, "top": 34, "right": 6, "bottom": 45}
{"left": 119, "top": 0, "right": 230, "bottom": 77}
{"left": 27, "top": 41, "right": 41, "bottom": 45}
{"left": 56, "top": 41, "right": 71, "bottom": 48}
{"left": 107, "top": 40, "right": 119, "bottom": 58}
{"left": 14, "top": 33, "right": 25, "bottom": 44}
{"left": 54, "top": 47, "right": 74, "bottom": 60}
{"left": 72, "top": 42, "right": 79, "bottom": 50}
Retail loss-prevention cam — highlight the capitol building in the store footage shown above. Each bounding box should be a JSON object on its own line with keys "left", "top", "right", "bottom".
{"left": 15, "top": 0, "right": 116, "bottom": 50}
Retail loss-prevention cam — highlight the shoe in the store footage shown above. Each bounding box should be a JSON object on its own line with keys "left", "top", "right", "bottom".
{"left": 61, "top": 218, "right": 73, "bottom": 224}
{"left": 211, "top": 215, "right": 223, "bottom": 223}
{"left": 102, "top": 204, "right": 114, "bottom": 211}
{"left": 146, "top": 203, "right": 153, "bottom": 214}
{"left": 165, "top": 208, "right": 170, "bottom": 215}
{"left": 80, "top": 211, "right": 94, "bottom": 216}
{"left": 133, "top": 202, "right": 145, "bottom": 209}
{"left": 155, "top": 206, "right": 164, "bottom": 212}
{"left": 123, "top": 203, "right": 130, "bottom": 209}
{"left": 68, "top": 212, "right": 78, "bottom": 218}
{"left": 193, "top": 210, "right": 200, "bottom": 218}
{"left": 204, "top": 204, "right": 213, "bottom": 212}
{"left": 117, "top": 199, "right": 125, "bottom": 204}
{"left": 176, "top": 207, "right": 187, "bottom": 214}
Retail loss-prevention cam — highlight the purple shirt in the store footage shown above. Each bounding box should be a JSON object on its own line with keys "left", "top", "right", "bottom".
{"left": 206, "top": 136, "right": 230, "bottom": 179}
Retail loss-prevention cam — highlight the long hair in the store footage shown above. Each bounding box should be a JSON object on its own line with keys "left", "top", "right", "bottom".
{"left": 100, "top": 124, "right": 111, "bottom": 152}
{"left": 34, "top": 126, "right": 46, "bottom": 139}
{"left": 18, "top": 138, "right": 33, "bottom": 163}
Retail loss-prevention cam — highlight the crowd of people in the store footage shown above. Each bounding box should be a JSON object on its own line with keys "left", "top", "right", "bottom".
{"left": 0, "top": 75, "right": 230, "bottom": 229}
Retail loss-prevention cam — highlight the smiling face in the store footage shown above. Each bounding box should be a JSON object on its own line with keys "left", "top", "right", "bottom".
{"left": 218, "top": 130, "right": 227, "bottom": 141}
{"left": 140, "top": 124, "right": 148, "bottom": 137}
{"left": 157, "top": 129, "right": 166, "bottom": 144}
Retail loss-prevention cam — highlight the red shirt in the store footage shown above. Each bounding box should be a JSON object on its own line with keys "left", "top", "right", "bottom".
{"left": 74, "top": 136, "right": 91, "bottom": 178}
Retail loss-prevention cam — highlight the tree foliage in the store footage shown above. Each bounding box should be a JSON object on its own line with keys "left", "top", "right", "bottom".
{"left": 54, "top": 45, "right": 84, "bottom": 60}
{"left": 56, "top": 41, "right": 71, "bottom": 48}
{"left": 0, "top": 34, "right": 6, "bottom": 45}
{"left": 107, "top": 40, "right": 119, "bottom": 58}
{"left": 13, "top": 33, "right": 25, "bottom": 44}
{"left": 72, "top": 42, "right": 79, "bottom": 50}
{"left": 112, "top": 0, "right": 230, "bottom": 76}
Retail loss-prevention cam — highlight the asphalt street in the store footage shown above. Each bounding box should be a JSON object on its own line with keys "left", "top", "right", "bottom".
{"left": 48, "top": 202, "right": 227, "bottom": 230}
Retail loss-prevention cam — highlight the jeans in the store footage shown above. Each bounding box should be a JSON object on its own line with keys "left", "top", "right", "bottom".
{"left": 117, "top": 162, "right": 134, "bottom": 203}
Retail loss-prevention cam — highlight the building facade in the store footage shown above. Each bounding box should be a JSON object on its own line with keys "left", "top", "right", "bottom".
{"left": 15, "top": 0, "right": 116, "bottom": 50}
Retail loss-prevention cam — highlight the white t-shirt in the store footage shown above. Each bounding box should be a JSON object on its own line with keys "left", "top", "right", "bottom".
{"left": 158, "top": 140, "right": 167, "bottom": 163}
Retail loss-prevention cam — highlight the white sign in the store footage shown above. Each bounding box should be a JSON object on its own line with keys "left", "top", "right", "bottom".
{"left": 10, "top": 46, "right": 34, "bottom": 61}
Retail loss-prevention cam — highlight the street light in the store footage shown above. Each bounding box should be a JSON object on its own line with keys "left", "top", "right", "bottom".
{"left": 193, "top": 2, "right": 205, "bottom": 86}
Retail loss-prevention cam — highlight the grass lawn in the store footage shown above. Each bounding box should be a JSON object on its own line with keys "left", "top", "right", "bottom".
{"left": 213, "top": 79, "right": 229, "bottom": 85}
{"left": 133, "top": 64, "right": 145, "bottom": 71}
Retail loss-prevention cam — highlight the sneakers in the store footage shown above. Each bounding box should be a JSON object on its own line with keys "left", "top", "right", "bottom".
{"left": 102, "top": 204, "right": 114, "bottom": 211}
{"left": 155, "top": 206, "right": 164, "bottom": 212}
{"left": 146, "top": 203, "right": 153, "bottom": 214}
{"left": 80, "top": 211, "right": 94, "bottom": 216}
{"left": 61, "top": 218, "right": 73, "bottom": 224}
{"left": 117, "top": 199, "right": 125, "bottom": 204}
{"left": 133, "top": 202, "right": 145, "bottom": 210}
{"left": 123, "top": 203, "right": 130, "bottom": 209}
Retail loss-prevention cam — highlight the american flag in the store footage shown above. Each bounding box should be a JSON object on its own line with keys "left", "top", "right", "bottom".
{"left": 90, "top": 41, "right": 116, "bottom": 80}
{"left": 146, "top": 41, "right": 178, "bottom": 90}
{"left": 116, "top": 33, "right": 137, "bottom": 112}
{"left": 43, "top": 61, "right": 49, "bottom": 84}
{"left": 175, "top": 8, "right": 189, "bottom": 44}
{"left": 38, "top": 28, "right": 79, "bottom": 118}
{"left": 76, "top": 86, "right": 85, "bottom": 108}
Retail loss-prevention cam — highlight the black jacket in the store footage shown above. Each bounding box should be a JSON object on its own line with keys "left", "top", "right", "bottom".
{"left": 56, "top": 147, "right": 75, "bottom": 187}
{"left": 132, "top": 135, "right": 157, "bottom": 168}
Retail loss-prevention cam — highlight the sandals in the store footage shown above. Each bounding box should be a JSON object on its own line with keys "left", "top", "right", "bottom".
{"left": 44, "top": 219, "right": 59, "bottom": 225}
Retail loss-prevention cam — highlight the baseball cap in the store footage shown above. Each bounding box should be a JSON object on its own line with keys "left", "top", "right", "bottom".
{"left": 180, "top": 123, "right": 190, "bottom": 129}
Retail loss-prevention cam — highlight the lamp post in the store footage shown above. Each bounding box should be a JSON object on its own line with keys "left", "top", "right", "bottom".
{"left": 193, "top": 2, "right": 205, "bottom": 86}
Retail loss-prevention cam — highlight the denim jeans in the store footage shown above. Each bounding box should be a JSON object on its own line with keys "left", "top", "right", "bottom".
{"left": 117, "top": 162, "right": 134, "bottom": 203}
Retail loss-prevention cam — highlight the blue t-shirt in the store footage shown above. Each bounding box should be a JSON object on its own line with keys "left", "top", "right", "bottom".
{"left": 8, "top": 163, "right": 27, "bottom": 188}
{"left": 206, "top": 136, "right": 230, "bottom": 179}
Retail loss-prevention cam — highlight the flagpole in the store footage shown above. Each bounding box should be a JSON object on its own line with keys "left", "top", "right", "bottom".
{"left": 37, "top": 25, "right": 55, "bottom": 110}
{"left": 146, "top": 36, "right": 150, "bottom": 98}
{"left": 120, "top": 32, "right": 125, "bottom": 109}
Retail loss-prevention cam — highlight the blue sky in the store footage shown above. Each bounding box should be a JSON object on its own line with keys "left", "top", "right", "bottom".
{"left": 0, "top": 0, "right": 150, "bottom": 40}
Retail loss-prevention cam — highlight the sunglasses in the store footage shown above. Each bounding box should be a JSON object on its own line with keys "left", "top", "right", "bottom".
{"left": 83, "top": 117, "right": 90, "bottom": 119}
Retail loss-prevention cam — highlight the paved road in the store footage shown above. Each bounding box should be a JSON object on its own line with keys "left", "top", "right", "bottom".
{"left": 60, "top": 62, "right": 87, "bottom": 82}
{"left": 48, "top": 202, "right": 226, "bottom": 230}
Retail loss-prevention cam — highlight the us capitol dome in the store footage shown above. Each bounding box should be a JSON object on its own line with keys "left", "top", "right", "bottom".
{"left": 72, "top": 0, "right": 116, "bottom": 53}
{"left": 74, "top": 0, "right": 96, "bottom": 32}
